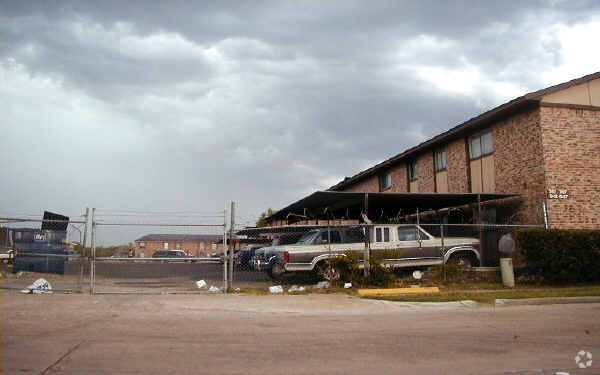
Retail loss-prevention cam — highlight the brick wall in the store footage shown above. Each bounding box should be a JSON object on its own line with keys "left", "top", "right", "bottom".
{"left": 492, "top": 108, "right": 546, "bottom": 224}
{"left": 343, "top": 175, "right": 379, "bottom": 192}
{"left": 446, "top": 139, "right": 470, "bottom": 192}
{"left": 417, "top": 153, "right": 435, "bottom": 192}
{"left": 540, "top": 106, "right": 600, "bottom": 229}
{"left": 390, "top": 163, "right": 408, "bottom": 192}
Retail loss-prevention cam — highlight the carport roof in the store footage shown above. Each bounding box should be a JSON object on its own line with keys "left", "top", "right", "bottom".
{"left": 265, "top": 191, "right": 517, "bottom": 223}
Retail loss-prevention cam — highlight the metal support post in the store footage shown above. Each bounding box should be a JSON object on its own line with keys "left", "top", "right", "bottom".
{"left": 477, "top": 194, "right": 484, "bottom": 266}
{"left": 228, "top": 201, "right": 235, "bottom": 291}
{"left": 363, "top": 193, "right": 370, "bottom": 277}
{"left": 223, "top": 207, "right": 228, "bottom": 293}
{"left": 82, "top": 207, "right": 89, "bottom": 248}
{"left": 90, "top": 208, "right": 96, "bottom": 294}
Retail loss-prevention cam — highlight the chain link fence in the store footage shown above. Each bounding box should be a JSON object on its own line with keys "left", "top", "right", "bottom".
{"left": 0, "top": 218, "right": 88, "bottom": 293}
{"left": 235, "top": 222, "right": 545, "bottom": 287}
{"left": 90, "top": 209, "right": 228, "bottom": 294}
{"left": 1, "top": 211, "right": 545, "bottom": 293}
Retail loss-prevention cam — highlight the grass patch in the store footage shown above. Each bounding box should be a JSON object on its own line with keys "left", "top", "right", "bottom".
{"left": 361, "top": 285, "right": 600, "bottom": 303}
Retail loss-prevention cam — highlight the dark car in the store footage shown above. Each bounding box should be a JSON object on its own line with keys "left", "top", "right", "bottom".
{"left": 235, "top": 246, "right": 262, "bottom": 269}
{"left": 152, "top": 250, "right": 194, "bottom": 262}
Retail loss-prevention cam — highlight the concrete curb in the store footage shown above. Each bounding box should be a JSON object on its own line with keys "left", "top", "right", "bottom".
{"left": 494, "top": 296, "right": 600, "bottom": 306}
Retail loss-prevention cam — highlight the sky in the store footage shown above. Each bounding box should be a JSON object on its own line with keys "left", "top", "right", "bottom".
{"left": 1, "top": 1, "right": 600, "bottom": 244}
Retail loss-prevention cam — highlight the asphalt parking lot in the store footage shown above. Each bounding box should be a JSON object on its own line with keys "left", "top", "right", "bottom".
{"left": 2, "top": 291, "right": 599, "bottom": 374}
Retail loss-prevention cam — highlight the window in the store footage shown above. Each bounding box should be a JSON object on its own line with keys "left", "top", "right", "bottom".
{"left": 435, "top": 150, "right": 447, "bottom": 172}
{"left": 176, "top": 243, "right": 182, "bottom": 249}
{"left": 469, "top": 132, "right": 494, "bottom": 159}
{"left": 375, "top": 227, "right": 390, "bottom": 242}
{"left": 409, "top": 160, "right": 419, "bottom": 181}
{"left": 139, "top": 242, "right": 145, "bottom": 248}
{"left": 318, "top": 230, "right": 341, "bottom": 244}
{"left": 379, "top": 171, "right": 392, "bottom": 191}
{"left": 397, "top": 226, "right": 418, "bottom": 241}
{"left": 163, "top": 242, "right": 169, "bottom": 250}
{"left": 344, "top": 228, "right": 365, "bottom": 243}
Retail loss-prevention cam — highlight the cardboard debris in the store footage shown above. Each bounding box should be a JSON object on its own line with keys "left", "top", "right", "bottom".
{"left": 21, "top": 278, "right": 53, "bottom": 294}
{"left": 316, "top": 281, "right": 330, "bottom": 289}
{"left": 195, "top": 280, "right": 207, "bottom": 289}
{"left": 269, "top": 285, "right": 283, "bottom": 294}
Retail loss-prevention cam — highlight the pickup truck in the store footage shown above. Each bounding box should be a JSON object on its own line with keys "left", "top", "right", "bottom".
{"left": 252, "top": 224, "right": 481, "bottom": 281}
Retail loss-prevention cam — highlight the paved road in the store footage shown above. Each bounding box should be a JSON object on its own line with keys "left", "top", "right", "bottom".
{"left": 2, "top": 292, "right": 599, "bottom": 374}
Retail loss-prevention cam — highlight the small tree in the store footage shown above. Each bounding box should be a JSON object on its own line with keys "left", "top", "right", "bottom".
{"left": 256, "top": 208, "right": 276, "bottom": 227}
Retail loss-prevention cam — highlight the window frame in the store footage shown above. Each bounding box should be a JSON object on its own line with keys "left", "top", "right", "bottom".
{"left": 434, "top": 149, "right": 447, "bottom": 172}
{"left": 408, "top": 160, "right": 419, "bottom": 181}
{"left": 469, "top": 131, "right": 494, "bottom": 160}
{"left": 379, "top": 171, "right": 392, "bottom": 191}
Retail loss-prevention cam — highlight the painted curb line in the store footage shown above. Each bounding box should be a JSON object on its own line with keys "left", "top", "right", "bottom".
{"left": 358, "top": 287, "right": 440, "bottom": 296}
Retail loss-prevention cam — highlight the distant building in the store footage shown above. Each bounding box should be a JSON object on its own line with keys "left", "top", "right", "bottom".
{"left": 134, "top": 234, "right": 247, "bottom": 257}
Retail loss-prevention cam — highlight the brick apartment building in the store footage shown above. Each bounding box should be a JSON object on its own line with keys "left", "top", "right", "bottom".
{"left": 322, "top": 72, "right": 599, "bottom": 229}
{"left": 134, "top": 234, "right": 246, "bottom": 257}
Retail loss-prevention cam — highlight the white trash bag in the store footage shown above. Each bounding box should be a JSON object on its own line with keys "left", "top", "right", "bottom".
{"left": 288, "top": 285, "right": 306, "bottom": 293}
{"left": 344, "top": 282, "right": 352, "bottom": 289}
{"left": 195, "top": 280, "right": 207, "bottom": 289}
{"left": 316, "top": 281, "right": 330, "bottom": 289}
{"left": 207, "top": 286, "right": 221, "bottom": 293}
{"left": 21, "top": 278, "right": 53, "bottom": 294}
{"left": 269, "top": 285, "right": 284, "bottom": 294}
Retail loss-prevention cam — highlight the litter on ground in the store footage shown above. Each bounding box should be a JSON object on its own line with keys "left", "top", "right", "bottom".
{"left": 21, "top": 278, "right": 53, "bottom": 294}
{"left": 269, "top": 285, "right": 284, "bottom": 294}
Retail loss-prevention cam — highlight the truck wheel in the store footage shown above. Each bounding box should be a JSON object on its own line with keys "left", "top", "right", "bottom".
{"left": 270, "top": 263, "right": 287, "bottom": 281}
{"left": 318, "top": 261, "right": 341, "bottom": 282}
{"left": 448, "top": 253, "right": 474, "bottom": 268}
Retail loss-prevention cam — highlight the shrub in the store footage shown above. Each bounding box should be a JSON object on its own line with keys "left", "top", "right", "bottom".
{"left": 515, "top": 229, "right": 600, "bottom": 284}
{"left": 328, "top": 251, "right": 394, "bottom": 287}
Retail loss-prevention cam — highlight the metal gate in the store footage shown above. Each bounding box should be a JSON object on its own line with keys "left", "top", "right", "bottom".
{"left": 90, "top": 208, "right": 230, "bottom": 294}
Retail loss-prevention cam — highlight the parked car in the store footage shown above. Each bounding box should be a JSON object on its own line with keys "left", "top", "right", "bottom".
{"left": 235, "top": 246, "right": 262, "bottom": 269}
{"left": 152, "top": 250, "right": 195, "bottom": 262}
{"left": 252, "top": 224, "right": 481, "bottom": 281}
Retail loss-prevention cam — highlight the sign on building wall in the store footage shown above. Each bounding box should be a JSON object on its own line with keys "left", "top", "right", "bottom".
{"left": 548, "top": 188, "right": 568, "bottom": 199}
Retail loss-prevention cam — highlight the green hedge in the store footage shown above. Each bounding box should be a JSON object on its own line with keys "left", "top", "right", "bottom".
{"left": 515, "top": 229, "right": 600, "bottom": 284}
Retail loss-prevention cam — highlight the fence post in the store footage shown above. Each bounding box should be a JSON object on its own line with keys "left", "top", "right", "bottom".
{"left": 440, "top": 222, "right": 445, "bottom": 281}
{"left": 223, "top": 207, "right": 228, "bottom": 293}
{"left": 82, "top": 207, "right": 89, "bottom": 248}
{"left": 90, "top": 208, "right": 96, "bottom": 294}
{"left": 364, "top": 225, "right": 370, "bottom": 278}
{"left": 229, "top": 201, "right": 235, "bottom": 291}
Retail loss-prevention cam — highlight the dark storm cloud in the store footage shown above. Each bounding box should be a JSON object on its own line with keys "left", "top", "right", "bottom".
{"left": 1, "top": 1, "right": 599, "bottom": 243}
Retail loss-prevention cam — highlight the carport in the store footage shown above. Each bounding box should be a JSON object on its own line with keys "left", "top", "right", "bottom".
{"left": 265, "top": 191, "right": 517, "bottom": 225}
